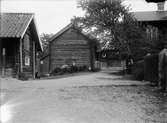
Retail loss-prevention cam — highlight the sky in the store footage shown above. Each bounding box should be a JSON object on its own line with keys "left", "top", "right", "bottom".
{"left": 1, "top": 0, "right": 167, "bottom": 34}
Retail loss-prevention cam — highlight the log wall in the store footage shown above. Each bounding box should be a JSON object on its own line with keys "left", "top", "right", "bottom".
{"left": 50, "top": 28, "right": 92, "bottom": 72}
{"left": 22, "top": 26, "right": 35, "bottom": 78}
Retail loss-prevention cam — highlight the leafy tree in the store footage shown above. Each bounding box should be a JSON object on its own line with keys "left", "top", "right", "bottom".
{"left": 40, "top": 33, "right": 54, "bottom": 50}
{"left": 72, "top": 0, "right": 150, "bottom": 61}
{"left": 39, "top": 33, "right": 53, "bottom": 58}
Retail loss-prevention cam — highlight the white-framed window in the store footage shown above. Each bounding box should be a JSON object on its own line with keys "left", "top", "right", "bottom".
{"left": 25, "top": 56, "right": 30, "bottom": 66}
{"left": 146, "top": 25, "right": 159, "bottom": 40}
{"left": 40, "top": 61, "right": 44, "bottom": 64}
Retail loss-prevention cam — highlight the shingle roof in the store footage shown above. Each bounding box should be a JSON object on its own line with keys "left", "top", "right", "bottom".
{"left": 49, "top": 23, "right": 98, "bottom": 45}
{"left": 0, "top": 13, "right": 43, "bottom": 51}
{"left": 132, "top": 11, "right": 167, "bottom": 22}
{"left": 0, "top": 13, "right": 34, "bottom": 38}
{"left": 49, "top": 23, "right": 73, "bottom": 42}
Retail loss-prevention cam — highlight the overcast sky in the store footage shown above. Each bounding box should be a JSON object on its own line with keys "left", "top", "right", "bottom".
{"left": 1, "top": 0, "right": 167, "bottom": 34}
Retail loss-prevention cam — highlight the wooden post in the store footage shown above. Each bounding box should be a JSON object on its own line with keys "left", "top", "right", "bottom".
{"left": 0, "top": 40, "right": 2, "bottom": 75}
{"left": 2, "top": 48, "right": 6, "bottom": 77}
{"left": 89, "top": 43, "right": 95, "bottom": 71}
{"left": 20, "top": 39, "right": 23, "bottom": 73}
{"left": 33, "top": 41, "right": 36, "bottom": 79}
{"left": 49, "top": 43, "right": 51, "bottom": 73}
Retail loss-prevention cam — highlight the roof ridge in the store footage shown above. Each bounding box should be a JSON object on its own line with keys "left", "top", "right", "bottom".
{"left": 0, "top": 12, "right": 34, "bottom": 15}
{"left": 49, "top": 23, "right": 73, "bottom": 42}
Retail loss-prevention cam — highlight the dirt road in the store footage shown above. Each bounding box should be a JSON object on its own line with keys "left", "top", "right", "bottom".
{"left": 0, "top": 69, "right": 167, "bottom": 123}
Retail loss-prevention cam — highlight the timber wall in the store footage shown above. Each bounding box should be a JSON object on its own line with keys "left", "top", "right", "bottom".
{"left": 50, "top": 28, "right": 92, "bottom": 72}
{"left": 22, "top": 26, "right": 34, "bottom": 78}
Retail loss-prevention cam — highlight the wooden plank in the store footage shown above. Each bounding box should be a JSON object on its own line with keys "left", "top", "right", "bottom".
{"left": 20, "top": 39, "right": 23, "bottom": 73}
{"left": 33, "top": 41, "right": 36, "bottom": 79}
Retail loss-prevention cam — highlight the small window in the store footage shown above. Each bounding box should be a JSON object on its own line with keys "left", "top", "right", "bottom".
{"left": 40, "top": 61, "right": 44, "bottom": 64}
{"left": 25, "top": 56, "right": 30, "bottom": 66}
{"left": 146, "top": 25, "right": 159, "bottom": 40}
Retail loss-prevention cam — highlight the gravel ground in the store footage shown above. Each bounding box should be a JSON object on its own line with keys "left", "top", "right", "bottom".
{"left": 0, "top": 68, "right": 167, "bottom": 123}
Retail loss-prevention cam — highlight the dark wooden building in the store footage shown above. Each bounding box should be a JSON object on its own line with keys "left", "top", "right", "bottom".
{"left": 40, "top": 23, "right": 98, "bottom": 74}
{"left": 132, "top": 11, "right": 167, "bottom": 49}
{"left": 132, "top": 10, "right": 167, "bottom": 82}
{"left": 0, "top": 13, "right": 43, "bottom": 78}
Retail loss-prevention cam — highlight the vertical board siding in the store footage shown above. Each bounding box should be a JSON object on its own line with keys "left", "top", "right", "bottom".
{"left": 22, "top": 26, "right": 34, "bottom": 77}
{"left": 50, "top": 28, "right": 92, "bottom": 72}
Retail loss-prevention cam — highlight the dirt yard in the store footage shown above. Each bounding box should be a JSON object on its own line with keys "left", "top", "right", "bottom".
{"left": 0, "top": 68, "right": 167, "bottom": 123}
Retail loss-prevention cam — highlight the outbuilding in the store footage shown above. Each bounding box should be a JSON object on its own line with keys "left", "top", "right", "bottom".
{"left": 0, "top": 13, "right": 43, "bottom": 78}
{"left": 40, "top": 23, "right": 98, "bottom": 75}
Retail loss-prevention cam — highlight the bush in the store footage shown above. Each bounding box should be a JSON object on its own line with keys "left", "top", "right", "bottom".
{"left": 132, "top": 60, "right": 144, "bottom": 81}
{"left": 50, "top": 67, "right": 62, "bottom": 75}
{"left": 50, "top": 65, "right": 89, "bottom": 76}
{"left": 18, "top": 72, "right": 29, "bottom": 81}
{"left": 79, "top": 65, "right": 88, "bottom": 71}
{"left": 70, "top": 65, "right": 78, "bottom": 72}
{"left": 92, "top": 68, "right": 101, "bottom": 72}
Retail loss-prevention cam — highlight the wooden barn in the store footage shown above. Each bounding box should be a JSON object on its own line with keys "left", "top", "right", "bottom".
{"left": 40, "top": 23, "right": 98, "bottom": 75}
{"left": 0, "top": 13, "right": 43, "bottom": 78}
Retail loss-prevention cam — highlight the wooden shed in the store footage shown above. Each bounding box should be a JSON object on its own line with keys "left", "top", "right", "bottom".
{"left": 40, "top": 23, "right": 98, "bottom": 74}
{"left": 0, "top": 13, "right": 43, "bottom": 78}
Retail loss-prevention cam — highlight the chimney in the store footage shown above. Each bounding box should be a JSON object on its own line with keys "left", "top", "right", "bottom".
{"left": 157, "top": 2, "right": 165, "bottom": 11}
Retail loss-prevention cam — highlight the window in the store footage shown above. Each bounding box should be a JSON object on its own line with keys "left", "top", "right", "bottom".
{"left": 146, "top": 25, "right": 159, "bottom": 40}
{"left": 25, "top": 56, "right": 30, "bottom": 66}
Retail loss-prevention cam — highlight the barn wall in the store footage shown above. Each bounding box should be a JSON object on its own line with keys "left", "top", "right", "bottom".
{"left": 22, "top": 26, "right": 34, "bottom": 78}
{"left": 50, "top": 28, "right": 92, "bottom": 72}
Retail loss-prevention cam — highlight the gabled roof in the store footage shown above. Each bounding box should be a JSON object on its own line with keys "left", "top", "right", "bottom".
{"left": 42, "top": 23, "right": 99, "bottom": 59}
{"left": 0, "top": 13, "right": 43, "bottom": 51}
{"left": 0, "top": 13, "right": 33, "bottom": 38}
{"left": 132, "top": 11, "right": 167, "bottom": 22}
{"left": 49, "top": 23, "right": 73, "bottom": 42}
{"left": 49, "top": 23, "right": 98, "bottom": 45}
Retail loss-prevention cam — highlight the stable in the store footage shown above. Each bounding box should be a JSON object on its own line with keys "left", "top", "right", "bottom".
{"left": 0, "top": 13, "right": 43, "bottom": 78}
{"left": 40, "top": 24, "right": 98, "bottom": 75}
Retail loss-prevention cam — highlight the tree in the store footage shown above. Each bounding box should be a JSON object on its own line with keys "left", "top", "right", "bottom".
{"left": 40, "top": 33, "right": 54, "bottom": 50}
{"left": 72, "top": 0, "right": 149, "bottom": 61}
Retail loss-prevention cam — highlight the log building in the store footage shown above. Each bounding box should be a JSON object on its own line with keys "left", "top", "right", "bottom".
{"left": 40, "top": 24, "right": 98, "bottom": 75}
{"left": 0, "top": 13, "right": 43, "bottom": 78}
